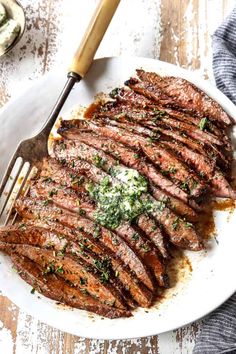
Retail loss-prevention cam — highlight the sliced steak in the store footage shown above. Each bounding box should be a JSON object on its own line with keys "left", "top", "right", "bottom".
{"left": 50, "top": 137, "right": 202, "bottom": 249}
{"left": 28, "top": 218, "right": 152, "bottom": 308}
{"left": 57, "top": 120, "right": 201, "bottom": 202}
{"left": 15, "top": 197, "right": 155, "bottom": 295}
{"left": 136, "top": 69, "right": 233, "bottom": 126}
{"left": 0, "top": 242, "right": 126, "bottom": 309}
{"left": 40, "top": 159, "right": 169, "bottom": 259}
{"left": 9, "top": 253, "right": 132, "bottom": 318}
{"left": 0, "top": 224, "right": 138, "bottom": 308}
{"left": 47, "top": 142, "right": 203, "bottom": 251}
{"left": 35, "top": 185, "right": 167, "bottom": 289}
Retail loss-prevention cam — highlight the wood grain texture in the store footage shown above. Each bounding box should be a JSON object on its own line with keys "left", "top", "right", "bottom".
{"left": 0, "top": 0, "right": 235, "bottom": 353}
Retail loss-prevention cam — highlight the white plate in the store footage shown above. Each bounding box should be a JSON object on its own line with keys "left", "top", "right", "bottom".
{"left": 0, "top": 57, "right": 236, "bottom": 340}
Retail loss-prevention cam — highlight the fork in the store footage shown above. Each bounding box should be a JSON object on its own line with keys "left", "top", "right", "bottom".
{"left": 0, "top": 0, "right": 120, "bottom": 225}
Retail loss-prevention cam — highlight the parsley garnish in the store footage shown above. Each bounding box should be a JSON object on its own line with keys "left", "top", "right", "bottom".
{"left": 199, "top": 117, "right": 208, "bottom": 130}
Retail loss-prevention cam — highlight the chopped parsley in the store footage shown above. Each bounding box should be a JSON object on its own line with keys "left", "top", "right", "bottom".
{"left": 93, "top": 154, "right": 107, "bottom": 168}
{"left": 180, "top": 181, "right": 189, "bottom": 192}
{"left": 184, "top": 221, "right": 194, "bottom": 229}
{"left": 199, "top": 117, "right": 208, "bottom": 131}
{"left": 141, "top": 243, "right": 151, "bottom": 253}
{"left": 93, "top": 224, "right": 101, "bottom": 239}
{"left": 172, "top": 217, "right": 180, "bottom": 231}
{"left": 131, "top": 232, "right": 139, "bottom": 241}
{"left": 109, "top": 87, "right": 120, "bottom": 98}
{"left": 79, "top": 277, "right": 87, "bottom": 285}
{"left": 56, "top": 266, "right": 64, "bottom": 274}
{"left": 94, "top": 257, "right": 112, "bottom": 283}
{"left": 48, "top": 189, "right": 58, "bottom": 197}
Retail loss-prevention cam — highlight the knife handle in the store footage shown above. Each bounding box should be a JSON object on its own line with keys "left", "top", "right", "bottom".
{"left": 69, "top": 0, "right": 120, "bottom": 78}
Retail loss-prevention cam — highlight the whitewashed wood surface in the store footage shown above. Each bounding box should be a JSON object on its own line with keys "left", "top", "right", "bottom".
{"left": 0, "top": 0, "right": 235, "bottom": 353}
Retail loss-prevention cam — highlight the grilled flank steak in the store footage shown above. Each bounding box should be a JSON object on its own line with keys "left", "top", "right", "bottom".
{"left": 0, "top": 70, "right": 235, "bottom": 318}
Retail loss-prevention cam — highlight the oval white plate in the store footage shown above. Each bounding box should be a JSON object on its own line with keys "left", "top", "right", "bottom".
{"left": 0, "top": 57, "right": 236, "bottom": 340}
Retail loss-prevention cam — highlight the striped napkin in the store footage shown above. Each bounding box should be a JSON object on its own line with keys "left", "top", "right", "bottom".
{"left": 193, "top": 7, "right": 236, "bottom": 354}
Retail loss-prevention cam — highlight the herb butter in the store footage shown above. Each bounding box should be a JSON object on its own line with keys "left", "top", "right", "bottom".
{"left": 87, "top": 166, "right": 155, "bottom": 229}
{"left": 0, "top": 2, "right": 20, "bottom": 56}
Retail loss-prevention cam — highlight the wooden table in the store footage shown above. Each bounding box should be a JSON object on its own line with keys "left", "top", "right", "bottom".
{"left": 0, "top": 0, "right": 235, "bottom": 353}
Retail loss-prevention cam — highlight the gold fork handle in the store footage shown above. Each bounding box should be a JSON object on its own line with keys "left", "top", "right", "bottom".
{"left": 69, "top": 0, "right": 120, "bottom": 78}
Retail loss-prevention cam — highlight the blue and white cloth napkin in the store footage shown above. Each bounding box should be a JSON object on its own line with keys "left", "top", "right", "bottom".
{"left": 193, "top": 7, "right": 236, "bottom": 354}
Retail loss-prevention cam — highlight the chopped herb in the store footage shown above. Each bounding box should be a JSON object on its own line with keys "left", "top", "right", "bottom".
{"left": 114, "top": 112, "right": 126, "bottom": 120}
{"left": 79, "top": 209, "right": 86, "bottom": 216}
{"left": 184, "top": 221, "right": 194, "bottom": 229}
{"left": 79, "top": 277, "right": 87, "bottom": 285}
{"left": 111, "top": 232, "right": 119, "bottom": 245}
{"left": 133, "top": 153, "right": 140, "bottom": 159}
{"left": 60, "top": 158, "right": 67, "bottom": 166}
{"left": 71, "top": 160, "right": 75, "bottom": 168}
{"left": 48, "top": 189, "right": 58, "bottom": 197}
{"left": 42, "top": 199, "right": 50, "bottom": 206}
{"left": 169, "top": 166, "right": 177, "bottom": 174}
{"left": 190, "top": 179, "right": 199, "bottom": 191}
{"left": 59, "top": 141, "right": 66, "bottom": 150}
{"left": 199, "top": 117, "right": 208, "bottom": 131}
{"left": 44, "top": 264, "right": 55, "bottom": 274}
{"left": 18, "top": 223, "right": 26, "bottom": 230}
{"left": 93, "top": 154, "right": 107, "bottom": 168}
{"left": 172, "top": 217, "right": 180, "bottom": 231}
{"left": 94, "top": 257, "right": 111, "bottom": 283}
{"left": 56, "top": 266, "right": 64, "bottom": 274}
{"left": 141, "top": 244, "right": 151, "bottom": 253}
{"left": 146, "top": 137, "right": 154, "bottom": 144}
{"left": 93, "top": 224, "right": 101, "bottom": 239}
{"left": 151, "top": 223, "right": 157, "bottom": 231}
{"left": 131, "top": 232, "right": 139, "bottom": 241}
{"left": 109, "top": 87, "right": 120, "bottom": 98}
{"left": 30, "top": 288, "right": 36, "bottom": 294}
{"left": 43, "top": 177, "right": 53, "bottom": 183}
{"left": 180, "top": 181, "right": 189, "bottom": 192}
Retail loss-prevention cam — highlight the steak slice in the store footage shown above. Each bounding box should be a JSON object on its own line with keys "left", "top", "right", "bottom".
{"left": 149, "top": 183, "right": 198, "bottom": 221}
{"left": 94, "top": 99, "right": 230, "bottom": 150}
{"left": 136, "top": 69, "right": 233, "bottom": 126}
{"left": 0, "top": 242, "right": 126, "bottom": 309}
{"left": 9, "top": 253, "right": 132, "bottom": 318}
{"left": 15, "top": 197, "right": 154, "bottom": 295}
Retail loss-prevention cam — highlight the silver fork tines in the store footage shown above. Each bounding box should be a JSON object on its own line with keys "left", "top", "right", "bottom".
{"left": 0, "top": 74, "right": 80, "bottom": 226}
